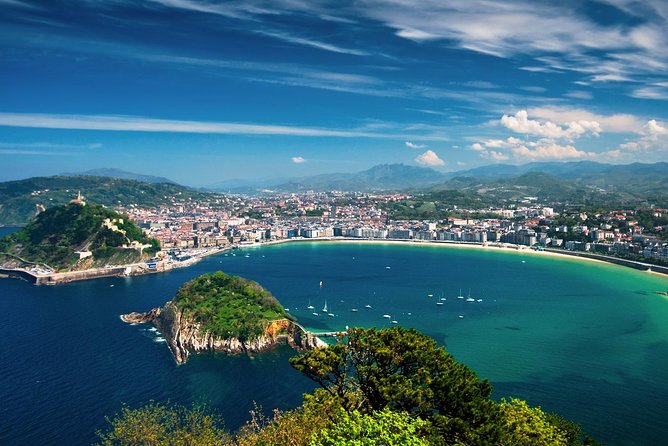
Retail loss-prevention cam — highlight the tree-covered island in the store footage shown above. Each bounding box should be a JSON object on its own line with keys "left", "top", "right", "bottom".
{"left": 121, "top": 271, "right": 319, "bottom": 364}
{"left": 0, "top": 198, "right": 160, "bottom": 272}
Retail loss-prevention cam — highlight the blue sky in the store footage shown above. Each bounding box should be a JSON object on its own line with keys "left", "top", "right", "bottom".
{"left": 1, "top": 0, "right": 667, "bottom": 185}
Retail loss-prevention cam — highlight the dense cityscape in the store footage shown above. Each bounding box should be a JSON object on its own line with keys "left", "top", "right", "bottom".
{"left": 112, "top": 190, "right": 668, "bottom": 267}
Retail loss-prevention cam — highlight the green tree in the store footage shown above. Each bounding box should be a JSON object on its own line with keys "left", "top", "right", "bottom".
{"left": 290, "top": 327, "right": 504, "bottom": 445}
{"left": 499, "top": 398, "right": 568, "bottom": 446}
{"left": 310, "top": 408, "right": 431, "bottom": 446}
{"left": 95, "top": 402, "right": 229, "bottom": 446}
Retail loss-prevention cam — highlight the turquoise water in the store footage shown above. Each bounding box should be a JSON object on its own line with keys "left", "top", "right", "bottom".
{"left": 1, "top": 233, "right": 667, "bottom": 445}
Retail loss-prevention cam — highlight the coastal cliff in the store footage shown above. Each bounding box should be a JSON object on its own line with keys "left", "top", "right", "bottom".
{"left": 121, "top": 271, "right": 323, "bottom": 364}
{"left": 122, "top": 303, "right": 321, "bottom": 364}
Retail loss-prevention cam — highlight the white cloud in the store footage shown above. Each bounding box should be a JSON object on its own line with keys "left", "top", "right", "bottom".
{"left": 405, "top": 141, "right": 426, "bottom": 149}
{"left": 646, "top": 119, "right": 668, "bottom": 136}
{"left": 0, "top": 112, "right": 445, "bottom": 141}
{"left": 335, "top": 0, "right": 668, "bottom": 88}
{"left": 396, "top": 28, "right": 437, "bottom": 41}
{"left": 415, "top": 150, "right": 445, "bottom": 166}
{"left": 481, "top": 150, "right": 509, "bottom": 162}
{"left": 0, "top": 149, "right": 78, "bottom": 156}
{"left": 526, "top": 106, "right": 643, "bottom": 133}
{"left": 512, "top": 143, "right": 595, "bottom": 161}
{"left": 619, "top": 119, "right": 668, "bottom": 153}
{"left": 254, "top": 30, "right": 368, "bottom": 56}
{"left": 291, "top": 156, "right": 306, "bottom": 163}
{"left": 0, "top": 141, "right": 102, "bottom": 150}
{"left": 501, "top": 110, "right": 600, "bottom": 140}
{"left": 564, "top": 90, "right": 593, "bottom": 100}
{"left": 630, "top": 86, "right": 668, "bottom": 100}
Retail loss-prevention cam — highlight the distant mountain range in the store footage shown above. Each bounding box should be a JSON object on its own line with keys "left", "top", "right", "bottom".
{"left": 62, "top": 168, "right": 178, "bottom": 185}
{"left": 228, "top": 161, "right": 667, "bottom": 200}
{"left": 264, "top": 164, "right": 446, "bottom": 192}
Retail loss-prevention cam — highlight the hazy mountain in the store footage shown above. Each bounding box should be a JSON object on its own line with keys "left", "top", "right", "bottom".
{"left": 271, "top": 164, "right": 446, "bottom": 192}
{"left": 444, "top": 161, "right": 610, "bottom": 180}
{"left": 63, "top": 168, "right": 178, "bottom": 185}
{"left": 206, "top": 177, "right": 291, "bottom": 193}
{"left": 439, "top": 162, "right": 668, "bottom": 195}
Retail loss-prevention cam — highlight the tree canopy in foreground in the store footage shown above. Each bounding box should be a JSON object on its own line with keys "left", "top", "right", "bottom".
{"left": 96, "top": 327, "right": 601, "bottom": 446}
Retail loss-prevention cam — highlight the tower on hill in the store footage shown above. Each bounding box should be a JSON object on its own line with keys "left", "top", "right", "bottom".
{"left": 69, "top": 191, "right": 86, "bottom": 206}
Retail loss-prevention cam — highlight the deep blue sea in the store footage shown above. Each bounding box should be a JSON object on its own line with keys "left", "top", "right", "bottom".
{"left": 1, "top": 230, "right": 667, "bottom": 445}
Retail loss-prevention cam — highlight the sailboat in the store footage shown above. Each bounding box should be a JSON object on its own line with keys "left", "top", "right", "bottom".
{"left": 307, "top": 297, "right": 314, "bottom": 310}
{"left": 322, "top": 299, "right": 328, "bottom": 313}
{"left": 466, "top": 289, "right": 475, "bottom": 302}
{"left": 457, "top": 288, "right": 464, "bottom": 299}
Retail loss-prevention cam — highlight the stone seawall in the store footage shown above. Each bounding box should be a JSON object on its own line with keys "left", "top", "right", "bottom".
{"left": 1, "top": 261, "right": 177, "bottom": 285}
{"left": 545, "top": 248, "right": 668, "bottom": 275}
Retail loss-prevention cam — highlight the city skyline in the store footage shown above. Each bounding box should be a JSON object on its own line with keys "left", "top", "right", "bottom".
{"left": 1, "top": 0, "right": 667, "bottom": 185}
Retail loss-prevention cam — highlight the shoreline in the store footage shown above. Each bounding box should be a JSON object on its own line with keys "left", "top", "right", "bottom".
{"left": 253, "top": 237, "right": 668, "bottom": 277}
{"left": 3, "top": 237, "right": 667, "bottom": 285}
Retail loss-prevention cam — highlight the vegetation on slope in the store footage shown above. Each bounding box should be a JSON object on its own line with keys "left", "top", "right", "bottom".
{"left": 97, "top": 327, "right": 600, "bottom": 446}
{"left": 173, "top": 271, "right": 291, "bottom": 341}
{"left": 0, "top": 202, "right": 159, "bottom": 271}
{"left": 0, "top": 175, "right": 211, "bottom": 225}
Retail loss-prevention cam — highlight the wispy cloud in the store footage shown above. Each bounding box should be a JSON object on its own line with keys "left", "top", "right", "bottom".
{"left": 291, "top": 156, "right": 306, "bottom": 163}
{"left": 405, "top": 141, "right": 426, "bottom": 149}
{"left": 0, "top": 112, "right": 448, "bottom": 141}
{"left": 254, "top": 30, "right": 368, "bottom": 56}
{"left": 146, "top": 0, "right": 247, "bottom": 19}
{"left": 525, "top": 106, "right": 644, "bottom": 132}
{"left": 0, "top": 142, "right": 101, "bottom": 149}
{"left": 0, "top": 149, "right": 79, "bottom": 156}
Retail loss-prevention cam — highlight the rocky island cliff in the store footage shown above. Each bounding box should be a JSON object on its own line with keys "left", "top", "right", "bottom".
{"left": 121, "top": 271, "right": 322, "bottom": 364}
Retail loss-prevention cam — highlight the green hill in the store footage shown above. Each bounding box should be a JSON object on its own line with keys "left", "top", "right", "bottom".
{"left": 0, "top": 175, "right": 212, "bottom": 225}
{"left": 0, "top": 202, "right": 159, "bottom": 271}
{"left": 173, "top": 271, "right": 291, "bottom": 341}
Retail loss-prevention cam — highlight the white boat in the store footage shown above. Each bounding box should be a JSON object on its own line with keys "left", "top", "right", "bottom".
{"left": 307, "top": 297, "right": 314, "bottom": 310}
{"left": 436, "top": 302, "right": 444, "bottom": 305}
{"left": 312, "top": 312, "right": 319, "bottom": 316}
{"left": 322, "top": 300, "right": 328, "bottom": 313}
{"left": 477, "top": 299, "right": 483, "bottom": 302}
{"left": 383, "top": 314, "right": 391, "bottom": 318}
{"left": 466, "top": 297, "right": 475, "bottom": 302}
{"left": 391, "top": 320, "right": 398, "bottom": 324}
{"left": 458, "top": 315, "right": 464, "bottom": 319}
{"left": 440, "top": 297, "right": 446, "bottom": 301}
{"left": 328, "top": 313, "right": 335, "bottom": 317}
{"left": 365, "top": 304, "right": 372, "bottom": 309}
{"left": 427, "top": 294, "right": 433, "bottom": 297}
{"left": 385, "top": 266, "right": 391, "bottom": 269}
{"left": 351, "top": 308, "right": 359, "bottom": 312}
{"left": 457, "top": 288, "right": 464, "bottom": 299}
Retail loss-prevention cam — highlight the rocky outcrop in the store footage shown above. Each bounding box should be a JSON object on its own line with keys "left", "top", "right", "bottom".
{"left": 121, "top": 302, "right": 322, "bottom": 364}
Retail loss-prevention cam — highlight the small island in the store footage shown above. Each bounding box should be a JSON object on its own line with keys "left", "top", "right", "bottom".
{"left": 121, "top": 271, "right": 323, "bottom": 364}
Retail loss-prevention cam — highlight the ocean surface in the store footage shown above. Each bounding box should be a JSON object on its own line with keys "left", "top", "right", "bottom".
{"left": 1, "top": 230, "right": 667, "bottom": 445}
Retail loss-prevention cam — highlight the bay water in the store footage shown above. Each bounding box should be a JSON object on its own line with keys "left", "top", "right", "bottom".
{"left": 1, "top": 231, "right": 667, "bottom": 445}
